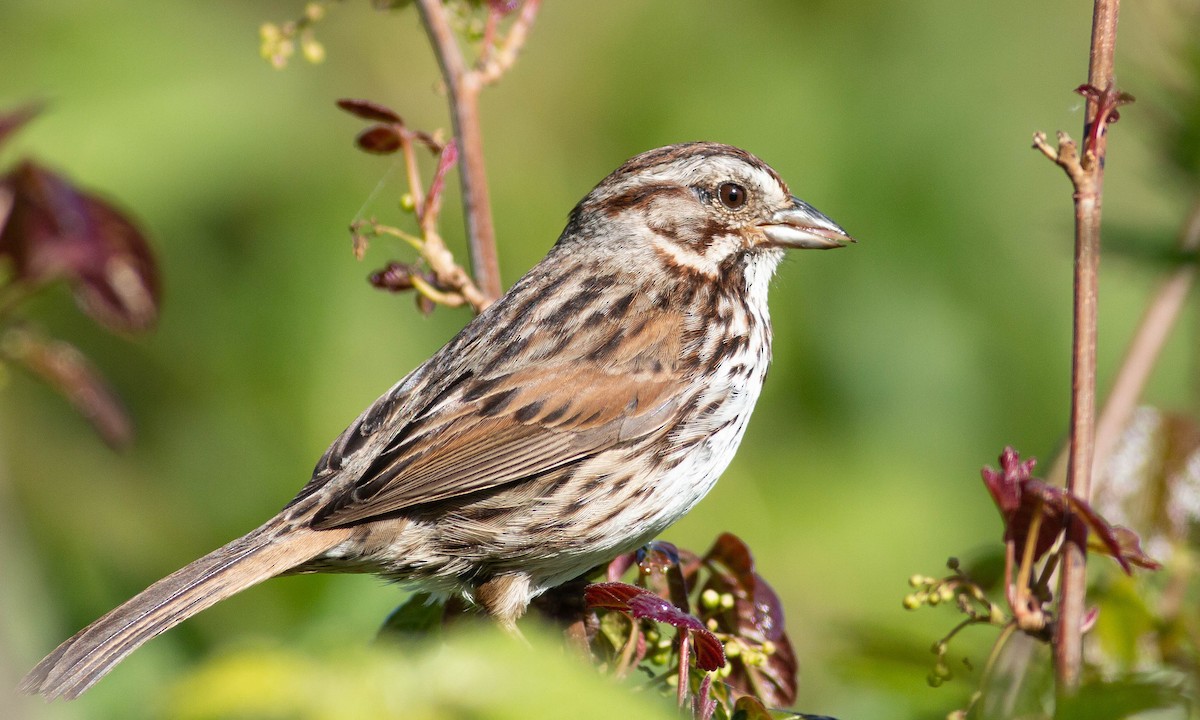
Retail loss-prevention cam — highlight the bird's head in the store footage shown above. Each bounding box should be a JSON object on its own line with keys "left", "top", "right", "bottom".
{"left": 563, "top": 142, "right": 852, "bottom": 280}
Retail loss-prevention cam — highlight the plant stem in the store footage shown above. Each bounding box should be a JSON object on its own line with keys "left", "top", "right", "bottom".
{"left": 1055, "top": 0, "right": 1121, "bottom": 694}
{"left": 415, "top": 0, "right": 502, "bottom": 300}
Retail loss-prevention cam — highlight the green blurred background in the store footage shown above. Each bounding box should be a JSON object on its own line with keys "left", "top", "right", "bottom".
{"left": 1, "top": 1, "right": 1195, "bottom": 718}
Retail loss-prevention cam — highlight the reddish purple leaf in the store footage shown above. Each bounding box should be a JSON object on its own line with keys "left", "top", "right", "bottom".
{"left": 585, "top": 581, "right": 654, "bottom": 611}
{"left": 606, "top": 551, "right": 637, "bottom": 582}
{"left": 1, "top": 161, "right": 160, "bottom": 332}
{"left": 705, "top": 532, "right": 756, "bottom": 593}
{"left": 982, "top": 447, "right": 1158, "bottom": 575}
{"left": 69, "top": 196, "right": 161, "bottom": 332}
{"left": 585, "top": 582, "right": 726, "bottom": 671}
{"left": 693, "top": 672, "right": 717, "bottom": 720}
{"left": 336, "top": 98, "right": 403, "bottom": 123}
{"left": 742, "top": 630, "right": 799, "bottom": 708}
{"left": 696, "top": 532, "right": 798, "bottom": 706}
{"left": 414, "top": 291, "right": 436, "bottom": 316}
{"left": 368, "top": 261, "right": 417, "bottom": 292}
{"left": 355, "top": 125, "right": 403, "bottom": 154}
{"left": 627, "top": 593, "right": 705, "bottom": 633}
{"left": 751, "top": 573, "right": 786, "bottom": 643}
{"left": 1110, "top": 526, "right": 1162, "bottom": 571}
{"left": 2, "top": 326, "right": 133, "bottom": 448}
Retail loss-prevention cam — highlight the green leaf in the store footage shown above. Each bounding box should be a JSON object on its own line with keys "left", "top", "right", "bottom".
{"left": 1056, "top": 676, "right": 1188, "bottom": 720}
{"left": 377, "top": 592, "right": 443, "bottom": 639}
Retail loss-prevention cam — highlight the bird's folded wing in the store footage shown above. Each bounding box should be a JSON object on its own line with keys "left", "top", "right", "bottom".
{"left": 310, "top": 364, "right": 681, "bottom": 529}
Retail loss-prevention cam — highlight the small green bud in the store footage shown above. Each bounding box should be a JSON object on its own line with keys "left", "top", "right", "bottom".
{"left": 939, "top": 585, "right": 954, "bottom": 603}
{"left": 701, "top": 588, "right": 721, "bottom": 609}
{"left": 400, "top": 193, "right": 416, "bottom": 212}
{"left": 724, "top": 641, "right": 742, "bottom": 658}
{"left": 720, "top": 593, "right": 735, "bottom": 609}
{"left": 301, "top": 35, "right": 325, "bottom": 64}
{"left": 928, "top": 590, "right": 941, "bottom": 606}
{"left": 908, "top": 574, "right": 925, "bottom": 588}
{"left": 903, "top": 594, "right": 921, "bottom": 610}
{"left": 761, "top": 640, "right": 776, "bottom": 656}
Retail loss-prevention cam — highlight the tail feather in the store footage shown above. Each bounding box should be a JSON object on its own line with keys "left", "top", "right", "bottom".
{"left": 20, "top": 516, "right": 350, "bottom": 700}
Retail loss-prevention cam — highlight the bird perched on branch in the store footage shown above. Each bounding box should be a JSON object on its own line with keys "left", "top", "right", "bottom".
{"left": 22, "top": 142, "right": 851, "bottom": 699}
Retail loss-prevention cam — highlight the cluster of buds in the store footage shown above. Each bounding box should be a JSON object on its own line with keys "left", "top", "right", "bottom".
{"left": 259, "top": 2, "right": 327, "bottom": 69}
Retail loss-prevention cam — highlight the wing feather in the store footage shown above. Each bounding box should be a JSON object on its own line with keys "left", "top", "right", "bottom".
{"left": 310, "top": 364, "right": 681, "bottom": 528}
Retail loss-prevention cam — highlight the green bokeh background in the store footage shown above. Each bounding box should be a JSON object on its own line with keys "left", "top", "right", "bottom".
{"left": 1, "top": 1, "right": 1195, "bottom": 718}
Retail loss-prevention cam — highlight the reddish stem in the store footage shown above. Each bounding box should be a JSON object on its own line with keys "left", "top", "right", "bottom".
{"left": 1054, "top": 0, "right": 1121, "bottom": 695}
{"left": 415, "top": 0, "right": 502, "bottom": 301}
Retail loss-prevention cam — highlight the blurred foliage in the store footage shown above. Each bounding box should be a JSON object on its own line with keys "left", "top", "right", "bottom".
{"left": 166, "top": 624, "right": 679, "bottom": 720}
{"left": 1, "top": 1, "right": 1198, "bottom": 719}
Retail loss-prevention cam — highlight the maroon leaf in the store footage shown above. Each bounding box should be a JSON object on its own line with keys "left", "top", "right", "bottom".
{"left": 1099, "top": 526, "right": 1163, "bottom": 571}
{"left": 705, "top": 532, "right": 756, "bottom": 587}
{"left": 1, "top": 161, "right": 160, "bottom": 332}
{"left": 414, "top": 291, "right": 436, "bottom": 316}
{"left": 585, "top": 582, "right": 726, "bottom": 672}
{"left": 693, "top": 672, "right": 717, "bottom": 720}
{"left": 751, "top": 573, "right": 786, "bottom": 643}
{"left": 355, "top": 125, "right": 403, "bottom": 154}
{"left": 744, "top": 631, "right": 799, "bottom": 708}
{"left": 606, "top": 551, "right": 637, "bottom": 582}
{"left": 368, "top": 261, "right": 416, "bottom": 292}
{"left": 2, "top": 325, "right": 133, "bottom": 448}
{"left": 1073, "top": 83, "right": 1135, "bottom": 155}
{"left": 697, "top": 532, "right": 798, "bottom": 706}
{"left": 585, "top": 581, "right": 655, "bottom": 611}
{"left": 0, "top": 102, "right": 43, "bottom": 150}
{"left": 627, "top": 593, "right": 705, "bottom": 634}
{"left": 982, "top": 447, "right": 1160, "bottom": 575}
{"left": 336, "top": 98, "right": 403, "bottom": 123}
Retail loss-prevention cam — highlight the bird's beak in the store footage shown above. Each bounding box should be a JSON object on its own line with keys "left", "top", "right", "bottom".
{"left": 758, "top": 196, "right": 854, "bottom": 249}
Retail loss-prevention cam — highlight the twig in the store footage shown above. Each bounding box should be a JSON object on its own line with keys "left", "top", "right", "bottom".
{"left": 413, "top": 1, "right": 541, "bottom": 303}
{"left": 476, "top": 0, "right": 542, "bottom": 87}
{"left": 1033, "top": 0, "right": 1123, "bottom": 695}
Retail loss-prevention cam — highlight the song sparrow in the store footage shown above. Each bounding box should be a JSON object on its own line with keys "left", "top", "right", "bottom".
{"left": 22, "top": 142, "right": 851, "bottom": 699}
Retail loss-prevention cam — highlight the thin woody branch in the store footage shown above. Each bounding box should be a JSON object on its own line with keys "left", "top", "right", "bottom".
{"left": 416, "top": 0, "right": 500, "bottom": 301}
{"left": 414, "top": 0, "right": 541, "bottom": 303}
{"left": 476, "top": 0, "right": 542, "bottom": 87}
{"left": 1031, "top": 0, "right": 1123, "bottom": 695}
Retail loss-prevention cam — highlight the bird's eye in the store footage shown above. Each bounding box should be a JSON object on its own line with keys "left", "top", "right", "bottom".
{"left": 718, "top": 182, "right": 748, "bottom": 210}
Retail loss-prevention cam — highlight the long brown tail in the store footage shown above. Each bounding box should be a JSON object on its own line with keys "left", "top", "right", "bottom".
{"left": 20, "top": 516, "right": 351, "bottom": 700}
